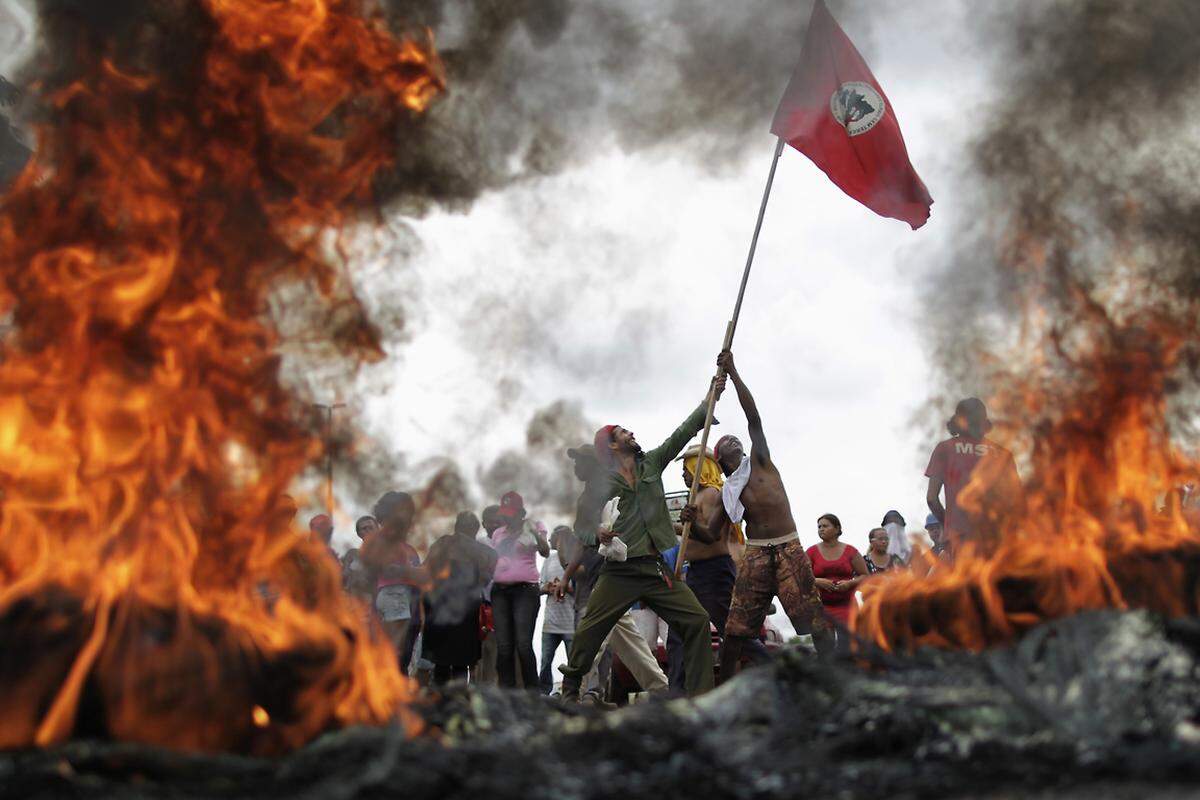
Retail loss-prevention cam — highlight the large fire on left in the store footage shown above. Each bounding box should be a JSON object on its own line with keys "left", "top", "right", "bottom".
{"left": 0, "top": 1, "right": 443, "bottom": 755}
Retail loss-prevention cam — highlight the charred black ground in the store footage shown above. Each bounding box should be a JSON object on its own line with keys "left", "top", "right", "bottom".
{"left": 5, "top": 610, "right": 1200, "bottom": 800}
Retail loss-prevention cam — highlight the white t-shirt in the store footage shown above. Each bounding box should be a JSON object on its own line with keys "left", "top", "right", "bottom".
{"left": 539, "top": 554, "right": 576, "bottom": 635}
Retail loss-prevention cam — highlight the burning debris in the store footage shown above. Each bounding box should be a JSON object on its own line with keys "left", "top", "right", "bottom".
{"left": 856, "top": 1, "right": 1200, "bottom": 650}
{"left": 5, "top": 611, "right": 1200, "bottom": 799}
{"left": 3, "top": 9, "right": 1200, "bottom": 800}
{"left": 0, "top": 0, "right": 441, "bottom": 754}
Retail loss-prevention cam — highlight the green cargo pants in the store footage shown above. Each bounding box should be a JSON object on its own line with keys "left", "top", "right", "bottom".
{"left": 561, "top": 556, "right": 714, "bottom": 696}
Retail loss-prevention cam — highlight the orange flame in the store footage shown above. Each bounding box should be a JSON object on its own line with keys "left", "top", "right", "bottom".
{"left": 0, "top": 1, "right": 443, "bottom": 754}
{"left": 858, "top": 282, "right": 1200, "bottom": 650}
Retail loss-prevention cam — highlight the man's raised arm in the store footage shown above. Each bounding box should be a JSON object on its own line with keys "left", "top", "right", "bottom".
{"left": 645, "top": 376, "right": 727, "bottom": 472}
{"left": 717, "top": 350, "right": 770, "bottom": 463}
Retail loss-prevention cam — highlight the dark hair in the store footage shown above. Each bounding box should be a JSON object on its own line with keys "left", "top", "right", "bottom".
{"left": 482, "top": 504, "right": 501, "bottom": 518}
{"left": 947, "top": 397, "right": 993, "bottom": 439}
{"left": 455, "top": 511, "right": 480, "bottom": 536}
{"left": 373, "top": 491, "right": 414, "bottom": 522}
{"left": 817, "top": 513, "right": 842, "bottom": 533}
{"left": 355, "top": 515, "right": 376, "bottom": 533}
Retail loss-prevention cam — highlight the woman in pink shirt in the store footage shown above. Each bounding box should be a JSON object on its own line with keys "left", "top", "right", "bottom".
{"left": 488, "top": 491, "right": 549, "bottom": 689}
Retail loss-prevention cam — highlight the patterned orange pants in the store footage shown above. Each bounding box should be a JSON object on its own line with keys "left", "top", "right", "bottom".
{"left": 725, "top": 538, "right": 834, "bottom": 654}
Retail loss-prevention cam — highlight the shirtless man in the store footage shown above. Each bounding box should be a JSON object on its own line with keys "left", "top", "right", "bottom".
{"left": 700, "top": 350, "right": 833, "bottom": 683}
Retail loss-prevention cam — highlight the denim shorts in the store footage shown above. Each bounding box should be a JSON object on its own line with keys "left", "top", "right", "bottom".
{"left": 375, "top": 585, "right": 412, "bottom": 622}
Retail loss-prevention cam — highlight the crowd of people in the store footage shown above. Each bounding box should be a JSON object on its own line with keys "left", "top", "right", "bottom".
{"left": 310, "top": 349, "right": 1023, "bottom": 702}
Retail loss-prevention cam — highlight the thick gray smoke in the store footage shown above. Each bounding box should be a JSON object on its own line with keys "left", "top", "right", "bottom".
{"left": 300, "top": 398, "right": 474, "bottom": 525}
{"left": 919, "top": 0, "right": 1200, "bottom": 439}
{"left": 479, "top": 399, "right": 593, "bottom": 519}
{"left": 355, "top": 0, "right": 873, "bottom": 513}
{"left": 376, "top": 0, "right": 861, "bottom": 211}
{"left": 0, "top": 76, "right": 28, "bottom": 187}
{"left": 6, "top": 0, "right": 875, "bottom": 525}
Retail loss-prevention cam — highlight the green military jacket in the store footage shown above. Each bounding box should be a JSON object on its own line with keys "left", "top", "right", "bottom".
{"left": 573, "top": 404, "right": 706, "bottom": 559}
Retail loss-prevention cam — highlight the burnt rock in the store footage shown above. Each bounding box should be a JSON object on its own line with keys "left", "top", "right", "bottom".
{"left": 3, "top": 610, "right": 1200, "bottom": 799}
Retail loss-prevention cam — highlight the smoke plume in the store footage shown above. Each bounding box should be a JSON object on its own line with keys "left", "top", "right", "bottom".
{"left": 479, "top": 399, "right": 594, "bottom": 519}
{"left": 857, "top": 0, "right": 1200, "bottom": 652}
{"left": 375, "top": 0, "right": 861, "bottom": 211}
{"left": 334, "top": 0, "right": 868, "bottom": 514}
{"left": 921, "top": 0, "right": 1200, "bottom": 428}
{"left": 7, "top": 0, "right": 876, "bottom": 528}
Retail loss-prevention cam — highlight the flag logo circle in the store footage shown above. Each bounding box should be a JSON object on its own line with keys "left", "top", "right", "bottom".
{"left": 830, "top": 81, "right": 886, "bottom": 136}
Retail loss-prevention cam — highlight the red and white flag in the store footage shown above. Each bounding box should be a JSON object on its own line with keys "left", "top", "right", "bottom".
{"left": 771, "top": 0, "right": 933, "bottom": 229}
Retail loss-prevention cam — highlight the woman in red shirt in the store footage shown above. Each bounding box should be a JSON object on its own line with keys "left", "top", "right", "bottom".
{"left": 806, "top": 513, "right": 869, "bottom": 648}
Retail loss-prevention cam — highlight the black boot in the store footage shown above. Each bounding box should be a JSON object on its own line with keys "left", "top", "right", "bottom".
{"left": 559, "top": 676, "right": 581, "bottom": 703}
{"left": 581, "top": 689, "right": 617, "bottom": 710}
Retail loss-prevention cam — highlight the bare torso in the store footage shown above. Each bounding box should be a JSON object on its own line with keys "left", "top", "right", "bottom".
{"left": 739, "top": 458, "right": 798, "bottom": 540}
{"left": 687, "top": 485, "right": 736, "bottom": 561}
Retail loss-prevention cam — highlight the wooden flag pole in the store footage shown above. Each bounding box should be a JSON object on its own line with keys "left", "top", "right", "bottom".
{"left": 675, "top": 137, "right": 786, "bottom": 578}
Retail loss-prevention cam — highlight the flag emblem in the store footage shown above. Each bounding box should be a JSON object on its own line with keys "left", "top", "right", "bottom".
{"left": 830, "top": 81, "right": 885, "bottom": 136}
{"left": 771, "top": 0, "right": 932, "bottom": 228}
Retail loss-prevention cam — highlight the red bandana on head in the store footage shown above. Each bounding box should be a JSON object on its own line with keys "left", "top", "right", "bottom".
{"left": 713, "top": 435, "right": 738, "bottom": 462}
{"left": 593, "top": 425, "right": 617, "bottom": 468}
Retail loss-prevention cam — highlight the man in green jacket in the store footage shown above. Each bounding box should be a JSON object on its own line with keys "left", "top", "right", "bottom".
{"left": 560, "top": 377, "right": 726, "bottom": 700}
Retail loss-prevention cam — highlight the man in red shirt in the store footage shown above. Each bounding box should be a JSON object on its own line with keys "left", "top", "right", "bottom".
{"left": 925, "top": 398, "right": 1023, "bottom": 555}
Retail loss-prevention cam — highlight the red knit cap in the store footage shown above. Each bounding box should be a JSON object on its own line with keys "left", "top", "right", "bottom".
{"left": 593, "top": 425, "right": 617, "bottom": 467}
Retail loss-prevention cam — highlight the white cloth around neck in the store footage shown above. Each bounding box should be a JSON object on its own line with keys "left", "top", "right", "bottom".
{"left": 721, "top": 455, "right": 752, "bottom": 524}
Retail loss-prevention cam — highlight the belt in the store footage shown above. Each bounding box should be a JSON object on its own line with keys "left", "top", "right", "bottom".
{"left": 744, "top": 532, "right": 798, "bottom": 547}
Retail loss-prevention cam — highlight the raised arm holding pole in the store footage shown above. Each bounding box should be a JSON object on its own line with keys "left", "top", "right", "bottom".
{"left": 675, "top": 137, "right": 785, "bottom": 578}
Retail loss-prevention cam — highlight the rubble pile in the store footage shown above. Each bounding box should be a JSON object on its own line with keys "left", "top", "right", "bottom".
{"left": 5, "top": 611, "right": 1200, "bottom": 799}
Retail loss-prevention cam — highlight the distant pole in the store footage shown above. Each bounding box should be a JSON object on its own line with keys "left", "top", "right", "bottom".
{"left": 675, "top": 137, "right": 785, "bottom": 578}
{"left": 312, "top": 402, "right": 346, "bottom": 514}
